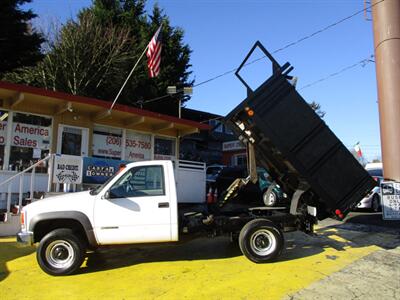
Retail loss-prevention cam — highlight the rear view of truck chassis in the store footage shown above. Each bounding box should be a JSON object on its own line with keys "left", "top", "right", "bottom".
{"left": 180, "top": 41, "right": 377, "bottom": 263}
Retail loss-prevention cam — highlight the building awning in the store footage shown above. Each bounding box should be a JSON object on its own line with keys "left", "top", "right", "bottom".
{"left": 0, "top": 81, "right": 210, "bottom": 137}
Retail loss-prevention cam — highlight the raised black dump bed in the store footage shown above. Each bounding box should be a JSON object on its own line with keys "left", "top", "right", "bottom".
{"left": 224, "top": 41, "right": 377, "bottom": 220}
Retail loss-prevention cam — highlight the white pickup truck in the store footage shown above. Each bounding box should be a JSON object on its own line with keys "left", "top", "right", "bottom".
{"left": 17, "top": 160, "right": 295, "bottom": 275}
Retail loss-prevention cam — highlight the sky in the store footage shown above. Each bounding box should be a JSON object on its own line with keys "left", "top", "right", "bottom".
{"left": 24, "top": 0, "right": 382, "bottom": 161}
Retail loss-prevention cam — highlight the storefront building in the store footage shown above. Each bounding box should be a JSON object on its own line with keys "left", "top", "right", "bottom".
{"left": 0, "top": 81, "right": 209, "bottom": 202}
{"left": 222, "top": 140, "right": 247, "bottom": 167}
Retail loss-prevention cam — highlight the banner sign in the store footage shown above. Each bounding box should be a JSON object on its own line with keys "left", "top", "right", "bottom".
{"left": 154, "top": 154, "right": 175, "bottom": 161}
{"left": 125, "top": 131, "right": 152, "bottom": 161}
{"left": 92, "top": 131, "right": 152, "bottom": 161}
{"left": 53, "top": 155, "right": 83, "bottom": 184}
{"left": 92, "top": 134, "right": 122, "bottom": 159}
{"left": 381, "top": 181, "right": 400, "bottom": 220}
{"left": 222, "top": 140, "right": 245, "bottom": 152}
{"left": 11, "top": 122, "right": 51, "bottom": 149}
{"left": 0, "top": 121, "right": 6, "bottom": 145}
{"left": 83, "top": 157, "right": 130, "bottom": 184}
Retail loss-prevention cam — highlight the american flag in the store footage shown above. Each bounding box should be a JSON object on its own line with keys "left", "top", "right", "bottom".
{"left": 146, "top": 25, "right": 162, "bottom": 78}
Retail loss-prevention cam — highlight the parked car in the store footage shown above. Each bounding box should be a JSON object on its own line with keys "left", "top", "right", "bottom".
{"left": 206, "top": 164, "right": 225, "bottom": 184}
{"left": 257, "top": 168, "right": 288, "bottom": 207}
{"left": 356, "top": 166, "right": 383, "bottom": 212}
{"left": 210, "top": 166, "right": 288, "bottom": 207}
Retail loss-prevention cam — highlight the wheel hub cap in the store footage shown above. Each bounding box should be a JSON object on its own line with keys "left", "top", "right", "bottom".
{"left": 45, "top": 240, "right": 75, "bottom": 269}
{"left": 250, "top": 229, "right": 277, "bottom": 256}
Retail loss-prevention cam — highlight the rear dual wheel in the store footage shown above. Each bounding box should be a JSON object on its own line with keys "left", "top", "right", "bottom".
{"left": 239, "top": 219, "right": 284, "bottom": 263}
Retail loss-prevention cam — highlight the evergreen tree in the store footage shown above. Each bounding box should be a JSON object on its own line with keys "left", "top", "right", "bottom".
{"left": 4, "top": 0, "right": 193, "bottom": 117}
{"left": 0, "top": 0, "right": 44, "bottom": 75}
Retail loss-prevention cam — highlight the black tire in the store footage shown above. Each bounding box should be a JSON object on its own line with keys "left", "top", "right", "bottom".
{"left": 239, "top": 219, "right": 284, "bottom": 263}
{"left": 263, "top": 188, "right": 278, "bottom": 207}
{"left": 371, "top": 194, "right": 381, "bottom": 212}
{"left": 37, "top": 228, "right": 86, "bottom": 276}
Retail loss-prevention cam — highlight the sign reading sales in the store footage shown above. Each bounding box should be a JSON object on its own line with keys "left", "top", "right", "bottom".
{"left": 0, "top": 122, "right": 51, "bottom": 148}
{"left": 0, "top": 121, "right": 7, "bottom": 145}
{"left": 0, "top": 122, "right": 52, "bottom": 149}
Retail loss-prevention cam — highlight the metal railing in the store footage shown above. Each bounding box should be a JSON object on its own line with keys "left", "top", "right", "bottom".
{"left": 0, "top": 154, "right": 52, "bottom": 217}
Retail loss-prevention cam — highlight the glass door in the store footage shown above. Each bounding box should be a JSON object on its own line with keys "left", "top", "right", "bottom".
{"left": 57, "top": 124, "right": 88, "bottom": 156}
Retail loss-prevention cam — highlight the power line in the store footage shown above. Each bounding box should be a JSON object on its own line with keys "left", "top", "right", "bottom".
{"left": 299, "top": 55, "right": 375, "bottom": 90}
{"left": 137, "top": 0, "right": 384, "bottom": 106}
{"left": 193, "top": 0, "right": 384, "bottom": 88}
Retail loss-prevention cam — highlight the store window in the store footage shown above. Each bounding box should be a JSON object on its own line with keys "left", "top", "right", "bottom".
{"left": 92, "top": 125, "right": 122, "bottom": 160}
{"left": 10, "top": 112, "right": 52, "bottom": 172}
{"left": 0, "top": 110, "right": 8, "bottom": 170}
{"left": 154, "top": 137, "right": 176, "bottom": 160}
{"left": 232, "top": 153, "right": 247, "bottom": 167}
{"left": 125, "top": 130, "right": 152, "bottom": 161}
{"left": 210, "top": 119, "right": 223, "bottom": 133}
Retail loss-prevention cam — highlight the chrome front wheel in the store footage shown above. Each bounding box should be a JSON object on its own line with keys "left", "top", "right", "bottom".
{"left": 37, "top": 228, "right": 85, "bottom": 276}
{"left": 45, "top": 240, "right": 75, "bottom": 269}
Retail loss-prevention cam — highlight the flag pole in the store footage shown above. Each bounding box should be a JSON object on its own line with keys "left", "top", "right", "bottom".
{"left": 109, "top": 44, "right": 149, "bottom": 112}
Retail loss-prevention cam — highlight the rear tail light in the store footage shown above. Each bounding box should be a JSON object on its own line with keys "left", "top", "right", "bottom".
{"left": 335, "top": 209, "right": 344, "bottom": 219}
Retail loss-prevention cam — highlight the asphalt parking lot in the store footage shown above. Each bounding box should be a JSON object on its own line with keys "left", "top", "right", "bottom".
{"left": 1, "top": 212, "right": 399, "bottom": 300}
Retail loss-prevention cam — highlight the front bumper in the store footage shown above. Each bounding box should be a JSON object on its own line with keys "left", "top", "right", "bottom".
{"left": 16, "top": 231, "right": 34, "bottom": 246}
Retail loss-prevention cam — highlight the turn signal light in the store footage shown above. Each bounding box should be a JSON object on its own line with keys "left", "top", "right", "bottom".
{"left": 20, "top": 211, "right": 25, "bottom": 226}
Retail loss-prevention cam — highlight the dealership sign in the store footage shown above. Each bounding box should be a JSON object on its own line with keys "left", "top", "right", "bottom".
{"left": 125, "top": 131, "right": 152, "bottom": 161}
{"left": 0, "top": 122, "right": 51, "bottom": 149}
{"left": 0, "top": 121, "right": 6, "bottom": 145}
{"left": 92, "top": 134, "right": 122, "bottom": 159}
{"left": 83, "top": 157, "right": 131, "bottom": 184}
{"left": 92, "top": 131, "right": 152, "bottom": 161}
{"left": 53, "top": 155, "right": 83, "bottom": 184}
{"left": 381, "top": 181, "right": 400, "bottom": 220}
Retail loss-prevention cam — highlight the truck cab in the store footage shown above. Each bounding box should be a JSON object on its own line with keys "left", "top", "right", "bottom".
{"left": 18, "top": 160, "right": 183, "bottom": 275}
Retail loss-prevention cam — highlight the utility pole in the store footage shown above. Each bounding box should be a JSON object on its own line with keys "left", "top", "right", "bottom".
{"left": 371, "top": 0, "right": 400, "bottom": 181}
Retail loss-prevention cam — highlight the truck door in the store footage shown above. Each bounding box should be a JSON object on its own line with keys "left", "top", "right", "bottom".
{"left": 93, "top": 164, "right": 173, "bottom": 244}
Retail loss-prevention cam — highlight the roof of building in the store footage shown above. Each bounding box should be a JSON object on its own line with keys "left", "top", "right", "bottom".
{"left": 0, "top": 81, "right": 210, "bottom": 136}
{"left": 181, "top": 107, "right": 222, "bottom": 123}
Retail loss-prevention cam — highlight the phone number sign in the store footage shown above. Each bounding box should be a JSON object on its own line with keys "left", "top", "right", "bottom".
{"left": 381, "top": 181, "right": 400, "bottom": 220}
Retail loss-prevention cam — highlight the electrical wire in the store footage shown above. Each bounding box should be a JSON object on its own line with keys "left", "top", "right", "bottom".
{"left": 193, "top": 0, "right": 384, "bottom": 88}
{"left": 138, "top": 0, "right": 384, "bottom": 106}
{"left": 299, "top": 55, "right": 375, "bottom": 90}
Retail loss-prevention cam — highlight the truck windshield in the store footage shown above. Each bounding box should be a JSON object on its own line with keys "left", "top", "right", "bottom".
{"left": 89, "top": 175, "right": 116, "bottom": 195}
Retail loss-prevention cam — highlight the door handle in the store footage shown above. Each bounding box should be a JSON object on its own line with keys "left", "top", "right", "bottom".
{"left": 158, "top": 202, "right": 169, "bottom": 208}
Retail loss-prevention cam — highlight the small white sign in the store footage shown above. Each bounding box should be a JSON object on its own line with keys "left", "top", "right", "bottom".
{"left": 33, "top": 148, "right": 41, "bottom": 159}
{"left": 222, "top": 140, "right": 246, "bottom": 152}
{"left": 381, "top": 181, "right": 400, "bottom": 220}
{"left": 53, "top": 155, "right": 83, "bottom": 184}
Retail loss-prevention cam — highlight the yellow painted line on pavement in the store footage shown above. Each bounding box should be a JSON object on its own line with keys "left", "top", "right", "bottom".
{"left": 0, "top": 232, "right": 379, "bottom": 300}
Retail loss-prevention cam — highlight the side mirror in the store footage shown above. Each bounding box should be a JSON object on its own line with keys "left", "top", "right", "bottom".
{"left": 103, "top": 190, "right": 110, "bottom": 199}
